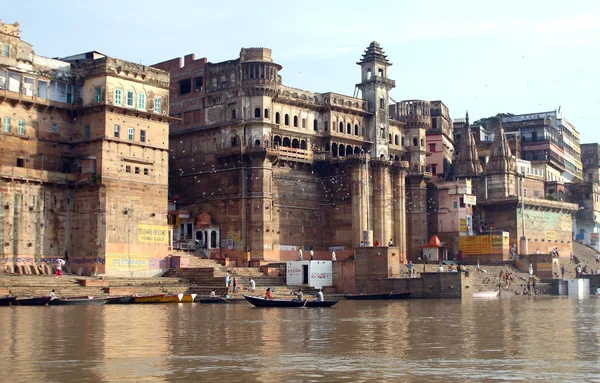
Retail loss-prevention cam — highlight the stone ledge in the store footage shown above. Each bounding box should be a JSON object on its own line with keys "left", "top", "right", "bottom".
{"left": 78, "top": 279, "right": 109, "bottom": 287}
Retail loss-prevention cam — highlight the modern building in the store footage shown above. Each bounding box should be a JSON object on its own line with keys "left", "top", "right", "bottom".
{"left": 0, "top": 21, "right": 172, "bottom": 276}
{"left": 426, "top": 101, "right": 454, "bottom": 182}
{"left": 153, "top": 42, "right": 437, "bottom": 264}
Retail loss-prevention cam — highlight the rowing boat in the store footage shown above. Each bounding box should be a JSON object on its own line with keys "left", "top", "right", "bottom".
{"left": 343, "top": 292, "right": 412, "bottom": 300}
{"left": 131, "top": 294, "right": 165, "bottom": 304}
{"left": 178, "top": 293, "right": 197, "bottom": 303}
{"left": 243, "top": 295, "right": 338, "bottom": 308}
{"left": 49, "top": 297, "right": 108, "bottom": 305}
{"left": 157, "top": 294, "right": 182, "bottom": 303}
{"left": 15, "top": 297, "right": 52, "bottom": 306}
{"left": 106, "top": 295, "right": 133, "bottom": 304}
{"left": 197, "top": 297, "right": 230, "bottom": 304}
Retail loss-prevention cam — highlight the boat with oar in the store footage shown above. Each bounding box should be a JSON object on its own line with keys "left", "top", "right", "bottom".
{"left": 243, "top": 295, "right": 339, "bottom": 308}
{"left": 49, "top": 297, "right": 108, "bottom": 306}
{"left": 130, "top": 294, "right": 165, "bottom": 304}
{"left": 0, "top": 296, "right": 17, "bottom": 306}
{"left": 343, "top": 292, "right": 412, "bottom": 300}
{"left": 15, "top": 297, "right": 52, "bottom": 306}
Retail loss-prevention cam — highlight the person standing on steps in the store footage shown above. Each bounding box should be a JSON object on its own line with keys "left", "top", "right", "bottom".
{"left": 561, "top": 264, "right": 566, "bottom": 279}
{"left": 407, "top": 261, "right": 414, "bottom": 278}
{"left": 298, "top": 248, "right": 303, "bottom": 261}
{"left": 55, "top": 259, "right": 65, "bottom": 278}
{"left": 310, "top": 249, "right": 314, "bottom": 261}
{"left": 248, "top": 278, "right": 256, "bottom": 292}
{"left": 331, "top": 251, "right": 337, "bottom": 261}
{"left": 225, "top": 271, "right": 231, "bottom": 289}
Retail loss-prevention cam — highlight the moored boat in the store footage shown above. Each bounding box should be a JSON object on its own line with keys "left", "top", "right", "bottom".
{"left": 0, "top": 296, "right": 17, "bottom": 306}
{"left": 49, "top": 297, "right": 108, "bottom": 306}
{"left": 158, "top": 294, "right": 182, "bottom": 303}
{"left": 131, "top": 294, "right": 165, "bottom": 304}
{"left": 243, "top": 295, "right": 338, "bottom": 308}
{"left": 106, "top": 295, "right": 133, "bottom": 304}
{"left": 15, "top": 297, "right": 52, "bottom": 306}
{"left": 177, "top": 293, "right": 197, "bottom": 303}
{"left": 197, "top": 297, "right": 230, "bottom": 304}
{"left": 473, "top": 290, "right": 500, "bottom": 298}
{"left": 343, "top": 292, "right": 411, "bottom": 300}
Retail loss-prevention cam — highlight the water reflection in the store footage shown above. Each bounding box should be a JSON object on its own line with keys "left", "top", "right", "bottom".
{"left": 0, "top": 298, "right": 599, "bottom": 382}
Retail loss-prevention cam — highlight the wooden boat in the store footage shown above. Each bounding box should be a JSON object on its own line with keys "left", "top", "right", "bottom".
{"left": 343, "top": 292, "right": 412, "bottom": 300}
{"left": 49, "top": 297, "right": 108, "bottom": 306}
{"left": 473, "top": 290, "right": 500, "bottom": 298}
{"left": 106, "top": 295, "right": 133, "bottom": 304}
{"left": 130, "top": 294, "right": 165, "bottom": 304}
{"left": 157, "top": 294, "right": 182, "bottom": 303}
{"left": 15, "top": 297, "right": 52, "bottom": 306}
{"left": 177, "top": 293, "right": 197, "bottom": 303}
{"left": 243, "top": 295, "right": 339, "bottom": 308}
{"left": 0, "top": 296, "right": 17, "bottom": 306}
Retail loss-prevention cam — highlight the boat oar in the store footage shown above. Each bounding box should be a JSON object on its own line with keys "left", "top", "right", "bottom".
{"left": 302, "top": 298, "right": 309, "bottom": 308}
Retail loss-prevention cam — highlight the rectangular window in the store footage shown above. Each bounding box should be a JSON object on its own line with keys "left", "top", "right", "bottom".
{"left": 37, "top": 81, "right": 49, "bottom": 99}
{"left": 126, "top": 91, "right": 134, "bottom": 107}
{"left": 137, "top": 93, "right": 145, "bottom": 110}
{"left": 2, "top": 117, "right": 9, "bottom": 133}
{"left": 52, "top": 123, "right": 57, "bottom": 132}
{"left": 94, "top": 87, "right": 102, "bottom": 103}
{"left": 379, "top": 97, "right": 385, "bottom": 109}
{"left": 84, "top": 125, "right": 90, "bottom": 139}
{"left": 154, "top": 97, "right": 161, "bottom": 113}
{"left": 125, "top": 165, "right": 131, "bottom": 173}
{"left": 143, "top": 168, "right": 149, "bottom": 175}
{"left": 114, "top": 125, "right": 120, "bottom": 138}
{"left": 302, "top": 118, "right": 306, "bottom": 129}
{"left": 128, "top": 127, "right": 134, "bottom": 140}
{"left": 1, "top": 44, "right": 8, "bottom": 57}
{"left": 17, "top": 120, "right": 25, "bottom": 135}
{"left": 179, "top": 79, "right": 191, "bottom": 95}
{"left": 16, "top": 158, "right": 24, "bottom": 167}
{"left": 194, "top": 76, "right": 203, "bottom": 91}
{"left": 140, "top": 129, "right": 146, "bottom": 143}
{"left": 453, "top": 201, "right": 458, "bottom": 209}
{"left": 114, "top": 88, "right": 122, "bottom": 105}
{"left": 429, "top": 143, "right": 436, "bottom": 152}
{"left": 134, "top": 167, "right": 140, "bottom": 174}
{"left": 431, "top": 164, "right": 437, "bottom": 175}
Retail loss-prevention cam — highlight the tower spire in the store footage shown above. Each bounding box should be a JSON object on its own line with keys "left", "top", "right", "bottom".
{"left": 455, "top": 111, "right": 482, "bottom": 178}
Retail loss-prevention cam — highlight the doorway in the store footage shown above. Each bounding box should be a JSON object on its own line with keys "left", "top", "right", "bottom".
{"left": 302, "top": 264, "right": 309, "bottom": 284}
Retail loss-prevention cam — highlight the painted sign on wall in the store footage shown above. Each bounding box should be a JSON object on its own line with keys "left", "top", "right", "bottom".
{"left": 106, "top": 253, "right": 149, "bottom": 270}
{"left": 137, "top": 225, "right": 169, "bottom": 244}
{"left": 309, "top": 261, "right": 333, "bottom": 289}
{"left": 458, "top": 232, "right": 509, "bottom": 256}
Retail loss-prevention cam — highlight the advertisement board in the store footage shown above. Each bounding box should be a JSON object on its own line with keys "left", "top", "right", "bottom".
{"left": 459, "top": 232, "right": 509, "bottom": 256}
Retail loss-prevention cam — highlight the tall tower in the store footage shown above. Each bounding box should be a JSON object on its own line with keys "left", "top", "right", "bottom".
{"left": 455, "top": 112, "right": 483, "bottom": 179}
{"left": 356, "top": 42, "right": 395, "bottom": 159}
{"left": 486, "top": 118, "right": 517, "bottom": 199}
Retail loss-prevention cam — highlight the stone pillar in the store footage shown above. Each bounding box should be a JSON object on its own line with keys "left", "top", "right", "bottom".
{"left": 351, "top": 163, "right": 368, "bottom": 247}
{"left": 207, "top": 229, "right": 213, "bottom": 249}
{"left": 216, "top": 229, "right": 220, "bottom": 248}
{"left": 372, "top": 161, "right": 393, "bottom": 247}
{"left": 406, "top": 175, "right": 428, "bottom": 262}
{"left": 393, "top": 166, "right": 407, "bottom": 262}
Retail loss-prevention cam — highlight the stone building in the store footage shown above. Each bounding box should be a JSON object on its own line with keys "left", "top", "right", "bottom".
{"left": 0, "top": 21, "right": 172, "bottom": 276}
{"left": 153, "top": 42, "right": 437, "bottom": 264}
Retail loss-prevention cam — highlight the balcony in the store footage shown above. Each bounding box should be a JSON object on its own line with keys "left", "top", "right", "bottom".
{"left": 0, "top": 165, "right": 80, "bottom": 184}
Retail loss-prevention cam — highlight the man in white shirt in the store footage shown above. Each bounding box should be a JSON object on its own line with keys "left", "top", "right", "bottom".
{"left": 309, "top": 249, "right": 314, "bottom": 260}
{"left": 249, "top": 279, "right": 256, "bottom": 292}
{"left": 298, "top": 248, "right": 303, "bottom": 261}
{"left": 316, "top": 289, "right": 324, "bottom": 302}
{"left": 55, "top": 259, "right": 65, "bottom": 278}
{"left": 438, "top": 264, "right": 443, "bottom": 272}
{"left": 331, "top": 251, "right": 337, "bottom": 261}
{"left": 209, "top": 290, "right": 216, "bottom": 299}
{"left": 49, "top": 289, "right": 57, "bottom": 300}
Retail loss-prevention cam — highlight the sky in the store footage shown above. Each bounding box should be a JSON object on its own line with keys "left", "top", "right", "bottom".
{"left": 4, "top": 0, "right": 600, "bottom": 143}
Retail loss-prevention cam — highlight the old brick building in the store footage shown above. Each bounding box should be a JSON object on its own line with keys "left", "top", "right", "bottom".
{"left": 0, "top": 21, "right": 172, "bottom": 276}
{"left": 154, "top": 42, "right": 437, "bottom": 263}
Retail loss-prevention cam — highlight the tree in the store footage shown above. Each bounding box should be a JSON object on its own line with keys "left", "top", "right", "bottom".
{"left": 472, "top": 113, "right": 515, "bottom": 129}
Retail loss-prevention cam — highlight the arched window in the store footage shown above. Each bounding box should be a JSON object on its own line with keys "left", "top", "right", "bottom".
{"left": 264, "top": 109, "right": 269, "bottom": 119}
{"left": 231, "top": 109, "right": 236, "bottom": 120}
{"left": 324, "top": 120, "right": 328, "bottom": 131}
{"left": 354, "top": 125, "right": 359, "bottom": 135}
{"left": 394, "top": 135, "right": 399, "bottom": 145}
{"left": 332, "top": 143, "right": 338, "bottom": 157}
{"left": 313, "top": 119, "right": 318, "bottom": 131}
{"left": 274, "top": 136, "right": 281, "bottom": 146}
{"left": 413, "top": 138, "right": 418, "bottom": 146}
{"left": 275, "top": 112, "right": 281, "bottom": 124}
{"left": 293, "top": 116, "right": 298, "bottom": 127}
{"left": 300, "top": 140, "right": 307, "bottom": 150}
{"left": 254, "top": 107, "right": 261, "bottom": 118}
{"left": 285, "top": 114, "right": 289, "bottom": 126}
{"left": 401, "top": 137, "right": 405, "bottom": 146}
{"left": 325, "top": 143, "right": 331, "bottom": 151}
{"left": 354, "top": 146, "right": 361, "bottom": 155}
{"left": 339, "top": 121, "right": 344, "bottom": 133}
{"left": 413, "top": 164, "right": 418, "bottom": 172}
{"left": 339, "top": 145, "right": 346, "bottom": 157}
{"left": 394, "top": 155, "right": 399, "bottom": 161}
{"left": 292, "top": 139, "right": 299, "bottom": 148}
{"left": 421, "top": 138, "right": 424, "bottom": 147}
{"left": 231, "top": 136, "right": 238, "bottom": 147}
{"left": 255, "top": 139, "right": 261, "bottom": 147}
{"left": 347, "top": 123, "right": 351, "bottom": 134}
{"left": 282, "top": 137, "right": 291, "bottom": 147}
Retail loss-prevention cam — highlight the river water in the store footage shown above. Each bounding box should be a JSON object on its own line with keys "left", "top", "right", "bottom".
{"left": 1, "top": 297, "right": 599, "bottom": 382}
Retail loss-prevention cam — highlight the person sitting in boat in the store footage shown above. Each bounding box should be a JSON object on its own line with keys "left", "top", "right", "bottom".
{"left": 221, "top": 292, "right": 230, "bottom": 299}
{"left": 49, "top": 289, "right": 57, "bottom": 301}
{"left": 209, "top": 290, "right": 216, "bottom": 299}
{"left": 314, "top": 289, "right": 324, "bottom": 302}
{"left": 265, "top": 288, "right": 274, "bottom": 300}
{"left": 292, "top": 290, "right": 304, "bottom": 302}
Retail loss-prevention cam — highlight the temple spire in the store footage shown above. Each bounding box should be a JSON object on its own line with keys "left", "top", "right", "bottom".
{"left": 486, "top": 118, "right": 516, "bottom": 174}
{"left": 455, "top": 111, "right": 482, "bottom": 178}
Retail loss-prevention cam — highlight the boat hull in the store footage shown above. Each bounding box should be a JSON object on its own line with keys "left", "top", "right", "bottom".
{"left": 344, "top": 292, "right": 412, "bottom": 300}
{"left": 106, "top": 295, "right": 133, "bottom": 304}
{"left": 131, "top": 294, "right": 165, "bottom": 304}
{"left": 50, "top": 298, "right": 108, "bottom": 306}
{"left": 15, "top": 297, "right": 52, "bottom": 306}
{"left": 473, "top": 291, "right": 500, "bottom": 298}
{"left": 0, "top": 296, "right": 17, "bottom": 306}
{"left": 243, "top": 295, "right": 338, "bottom": 308}
{"left": 198, "top": 297, "right": 229, "bottom": 304}
{"left": 158, "top": 295, "right": 182, "bottom": 303}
